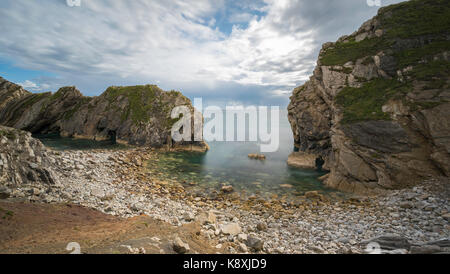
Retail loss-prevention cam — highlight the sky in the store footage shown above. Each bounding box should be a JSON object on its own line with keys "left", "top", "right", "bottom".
{"left": 0, "top": 0, "right": 405, "bottom": 107}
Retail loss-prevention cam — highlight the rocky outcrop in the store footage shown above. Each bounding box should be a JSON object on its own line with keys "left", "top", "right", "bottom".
{"left": 288, "top": 0, "right": 450, "bottom": 194}
{"left": 287, "top": 152, "right": 328, "bottom": 170}
{"left": 0, "top": 126, "right": 59, "bottom": 198}
{"left": 0, "top": 77, "right": 208, "bottom": 150}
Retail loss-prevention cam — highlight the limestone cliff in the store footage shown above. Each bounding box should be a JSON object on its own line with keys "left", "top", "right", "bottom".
{"left": 0, "top": 77, "right": 207, "bottom": 150}
{"left": 288, "top": 0, "right": 450, "bottom": 194}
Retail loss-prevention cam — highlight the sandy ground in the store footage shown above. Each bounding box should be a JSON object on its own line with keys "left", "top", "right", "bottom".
{"left": 0, "top": 200, "right": 227, "bottom": 254}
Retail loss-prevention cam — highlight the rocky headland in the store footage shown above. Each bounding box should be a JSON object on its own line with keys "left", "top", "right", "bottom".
{"left": 288, "top": 0, "right": 450, "bottom": 194}
{"left": 0, "top": 76, "right": 208, "bottom": 150}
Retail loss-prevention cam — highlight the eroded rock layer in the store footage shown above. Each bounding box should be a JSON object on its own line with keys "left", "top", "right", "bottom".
{"left": 288, "top": 0, "right": 450, "bottom": 194}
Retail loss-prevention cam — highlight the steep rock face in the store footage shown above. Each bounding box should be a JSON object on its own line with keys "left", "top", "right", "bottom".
{"left": 0, "top": 126, "right": 58, "bottom": 198}
{"left": 0, "top": 77, "right": 207, "bottom": 149}
{"left": 288, "top": 0, "right": 450, "bottom": 194}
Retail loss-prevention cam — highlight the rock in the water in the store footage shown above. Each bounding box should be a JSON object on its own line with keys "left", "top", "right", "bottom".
{"left": 305, "top": 191, "right": 322, "bottom": 200}
{"left": 221, "top": 185, "right": 234, "bottom": 193}
{"left": 248, "top": 154, "right": 266, "bottom": 160}
{"left": 287, "top": 152, "right": 321, "bottom": 169}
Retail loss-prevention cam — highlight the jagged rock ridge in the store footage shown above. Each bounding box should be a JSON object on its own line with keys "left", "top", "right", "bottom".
{"left": 0, "top": 77, "right": 207, "bottom": 149}
{"left": 0, "top": 126, "right": 59, "bottom": 197}
{"left": 288, "top": 0, "right": 450, "bottom": 194}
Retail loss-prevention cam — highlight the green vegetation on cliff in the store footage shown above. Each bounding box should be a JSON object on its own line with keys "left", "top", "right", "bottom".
{"left": 379, "top": 0, "right": 450, "bottom": 39}
{"left": 336, "top": 78, "right": 408, "bottom": 124}
{"left": 105, "top": 85, "right": 159, "bottom": 124}
{"left": 328, "top": 0, "right": 450, "bottom": 124}
{"left": 103, "top": 85, "right": 187, "bottom": 126}
{"left": 321, "top": 37, "right": 387, "bottom": 66}
{"left": 337, "top": 58, "right": 449, "bottom": 124}
{"left": 321, "top": 0, "right": 450, "bottom": 67}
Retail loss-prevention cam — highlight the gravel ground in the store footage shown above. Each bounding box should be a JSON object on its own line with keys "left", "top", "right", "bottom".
{"left": 6, "top": 148, "right": 450, "bottom": 254}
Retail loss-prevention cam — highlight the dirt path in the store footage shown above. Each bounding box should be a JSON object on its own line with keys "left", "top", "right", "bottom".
{"left": 0, "top": 201, "right": 227, "bottom": 254}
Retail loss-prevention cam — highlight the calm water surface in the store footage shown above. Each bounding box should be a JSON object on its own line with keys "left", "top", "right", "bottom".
{"left": 35, "top": 112, "right": 336, "bottom": 199}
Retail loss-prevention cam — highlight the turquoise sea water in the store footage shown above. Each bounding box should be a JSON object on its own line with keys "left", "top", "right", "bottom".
{"left": 34, "top": 112, "right": 335, "bottom": 198}
{"left": 153, "top": 111, "right": 333, "bottom": 199}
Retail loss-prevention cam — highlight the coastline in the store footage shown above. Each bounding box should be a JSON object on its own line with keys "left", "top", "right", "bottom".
{"left": 1, "top": 146, "right": 448, "bottom": 254}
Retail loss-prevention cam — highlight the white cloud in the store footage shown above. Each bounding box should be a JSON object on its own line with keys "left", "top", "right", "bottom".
{"left": 229, "top": 12, "right": 255, "bottom": 23}
{"left": 0, "top": 0, "right": 405, "bottom": 104}
{"left": 271, "top": 89, "right": 292, "bottom": 97}
{"left": 18, "top": 80, "right": 50, "bottom": 91}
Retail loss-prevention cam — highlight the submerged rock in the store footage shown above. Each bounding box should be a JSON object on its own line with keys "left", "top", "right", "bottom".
{"left": 248, "top": 154, "right": 266, "bottom": 160}
{"left": 221, "top": 185, "right": 234, "bottom": 193}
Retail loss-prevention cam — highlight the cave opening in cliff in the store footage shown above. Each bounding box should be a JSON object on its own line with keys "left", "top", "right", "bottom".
{"left": 107, "top": 130, "right": 117, "bottom": 144}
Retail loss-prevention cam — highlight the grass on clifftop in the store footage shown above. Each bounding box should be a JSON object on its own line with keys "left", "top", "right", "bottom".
{"left": 394, "top": 40, "right": 450, "bottom": 68}
{"left": 320, "top": 37, "right": 389, "bottom": 66}
{"left": 105, "top": 85, "right": 159, "bottom": 124}
{"left": 103, "top": 85, "right": 186, "bottom": 126}
{"left": 379, "top": 0, "right": 450, "bottom": 39}
{"left": 320, "top": 0, "right": 450, "bottom": 67}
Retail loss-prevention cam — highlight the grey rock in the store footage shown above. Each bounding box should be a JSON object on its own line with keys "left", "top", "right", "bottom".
{"left": 425, "top": 238, "right": 450, "bottom": 248}
{"left": 410, "top": 245, "right": 441, "bottom": 254}
{"left": 246, "top": 236, "right": 264, "bottom": 252}
{"left": 256, "top": 222, "right": 268, "bottom": 231}
{"left": 0, "top": 186, "right": 11, "bottom": 199}
{"left": 362, "top": 234, "right": 411, "bottom": 251}
{"left": 221, "top": 223, "right": 242, "bottom": 236}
